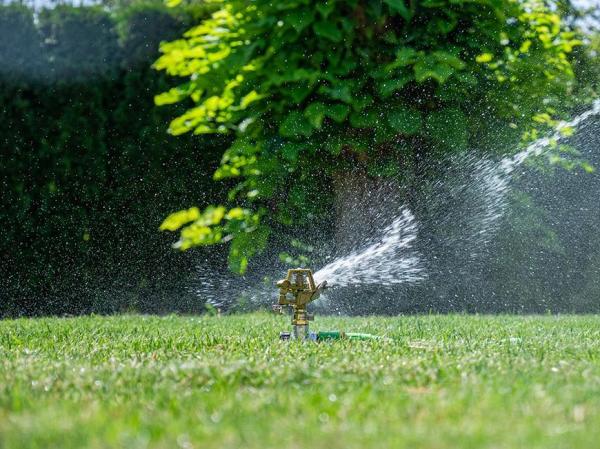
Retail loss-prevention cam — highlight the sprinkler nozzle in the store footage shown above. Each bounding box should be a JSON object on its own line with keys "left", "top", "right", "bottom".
{"left": 274, "top": 268, "right": 325, "bottom": 339}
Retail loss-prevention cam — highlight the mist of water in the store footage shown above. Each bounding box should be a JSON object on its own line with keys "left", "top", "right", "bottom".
{"left": 313, "top": 208, "right": 425, "bottom": 286}
{"left": 198, "top": 100, "right": 600, "bottom": 312}
{"left": 504, "top": 99, "right": 600, "bottom": 172}
{"left": 314, "top": 100, "right": 600, "bottom": 294}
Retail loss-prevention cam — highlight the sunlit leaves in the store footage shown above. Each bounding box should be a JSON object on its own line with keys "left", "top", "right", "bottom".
{"left": 164, "top": 0, "right": 182, "bottom": 7}
{"left": 214, "top": 139, "right": 260, "bottom": 180}
{"left": 239, "top": 90, "right": 263, "bottom": 109}
{"left": 162, "top": 204, "right": 265, "bottom": 272}
{"left": 519, "top": 40, "right": 532, "bottom": 53}
{"left": 154, "top": 0, "right": 581, "bottom": 270}
{"left": 581, "top": 162, "right": 595, "bottom": 174}
{"left": 154, "top": 83, "right": 193, "bottom": 106}
{"left": 476, "top": 53, "right": 494, "bottom": 63}
{"left": 160, "top": 207, "right": 201, "bottom": 232}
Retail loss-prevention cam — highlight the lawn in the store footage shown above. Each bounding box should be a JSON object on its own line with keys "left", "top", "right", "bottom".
{"left": 1, "top": 313, "right": 599, "bottom": 449}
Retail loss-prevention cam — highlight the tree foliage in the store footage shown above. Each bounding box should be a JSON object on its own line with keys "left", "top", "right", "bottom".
{"left": 156, "top": 0, "right": 582, "bottom": 272}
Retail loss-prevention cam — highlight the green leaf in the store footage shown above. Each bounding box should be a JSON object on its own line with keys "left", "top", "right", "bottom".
{"left": 350, "top": 109, "right": 379, "bottom": 128}
{"left": 427, "top": 17, "right": 458, "bottom": 34}
{"left": 432, "top": 51, "right": 465, "bottom": 70}
{"left": 316, "top": 1, "right": 336, "bottom": 18}
{"left": 386, "top": 48, "right": 418, "bottom": 71}
{"left": 387, "top": 107, "right": 422, "bottom": 135}
{"left": 239, "top": 90, "right": 264, "bottom": 109}
{"left": 281, "top": 142, "right": 304, "bottom": 162}
{"left": 350, "top": 94, "right": 374, "bottom": 111}
{"left": 581, "top": 162, "right": 595, "bottom": 174}
{"left": 304, "top": 102, "right": 327, "bottom": 128}
{"left": 345, "top": 136, "right": 370, "bottom": 153}
{"left": 160, "top": 207, "right": 200, "bottom": 231}
{"left": 304, "top": 102, "right": 351, "bottom": 127}
{"left": 324, "top": 135, "right": 345, "bottom": 155}
{"left": 454, "top": 72, "right": 478, "bottom": 86}
{"left": 313, "top": 21, "right": 342, "bottom": 42}
{"left": 414, "top": 58, "right": 455, "bottom": 83}
{"left": 374, "top": 125, "right": 397, "bottom": 144}
{"left": 285, "top": 83, "right": 313, "bottom": 104}
{"left": 280, "top": 111, "right": 313, "bottom": 138}
{"left": 383, "top": 0, "right": 413, "bottom": 21}
{"left": 319, "top": 82, "right": 354, "bottom": 104}
{"left": 377, "top": 74, "right": 413, "bottom": 97}
{"left": 325, "top": 103, "right": 350, "bottom": 122}
{"left": 286, "top": 9, "right": 315, "bottom": 33}
{"left": 421, "top": 0, "right": 446, "bottom": 6}
{"left": 154, "top": 84, "right": 192, "bottom": 106}
{"left": 367, "top": 159, "right": 401, "bottom": 177}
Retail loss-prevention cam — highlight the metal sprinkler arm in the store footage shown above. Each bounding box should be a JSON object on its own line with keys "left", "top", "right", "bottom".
{"left": 273, "top": 268, "right": 326, "bottom": 339}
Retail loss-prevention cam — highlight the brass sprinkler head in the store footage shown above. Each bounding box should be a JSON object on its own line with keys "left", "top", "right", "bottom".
{"left": 273, "top": 268, "right": 327, "bottom": 340}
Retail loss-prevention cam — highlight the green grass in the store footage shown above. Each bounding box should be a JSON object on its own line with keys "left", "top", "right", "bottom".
{"left": 1, "top": 313, "right": 600, "bottom": 449}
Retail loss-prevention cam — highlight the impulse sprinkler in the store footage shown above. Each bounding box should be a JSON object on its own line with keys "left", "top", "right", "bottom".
{"left": 273, "top": 268, "right": 325, "bottom": 339}
{"left": 273, "top": 268, "right": 381, "bottom": 341}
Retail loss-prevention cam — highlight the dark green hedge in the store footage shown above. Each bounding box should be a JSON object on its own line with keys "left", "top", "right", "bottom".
{"left": 0, "top": 3, "right": 228, "bottom": 316}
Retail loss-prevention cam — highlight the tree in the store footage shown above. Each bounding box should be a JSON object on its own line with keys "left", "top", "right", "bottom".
{"left": 155, "top": 0, "right": 581, "bottom": 273}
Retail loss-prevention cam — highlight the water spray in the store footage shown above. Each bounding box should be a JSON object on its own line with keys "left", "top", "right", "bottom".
{"left": 273, "top": 268, "right": 381, "bottom": 341}
{"left": 199, "top": 100, "right": 600, "bottom": 314}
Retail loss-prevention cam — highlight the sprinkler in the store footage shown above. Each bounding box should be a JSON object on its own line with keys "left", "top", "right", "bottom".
{"left": 273, "top": 268, "right": 381, "bottom": 341}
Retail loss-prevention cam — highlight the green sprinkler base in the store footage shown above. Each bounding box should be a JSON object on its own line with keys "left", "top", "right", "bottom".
{"left": 317, "top": 330, "right": 381, "bottom": 341}
{"left": 279, "top": 330, "right": 382, "bottom": 341}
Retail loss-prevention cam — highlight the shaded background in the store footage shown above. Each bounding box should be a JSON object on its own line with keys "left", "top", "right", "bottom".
{"left": 0, "top": 1, "right": 231, "bottom": 316}
{"left": 1, "top": 0, "right": 599, "bottom": 316}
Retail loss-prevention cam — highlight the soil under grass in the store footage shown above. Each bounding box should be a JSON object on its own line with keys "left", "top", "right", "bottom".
{"left": 1, "top": 313, "right": 599, "bottom": 448}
